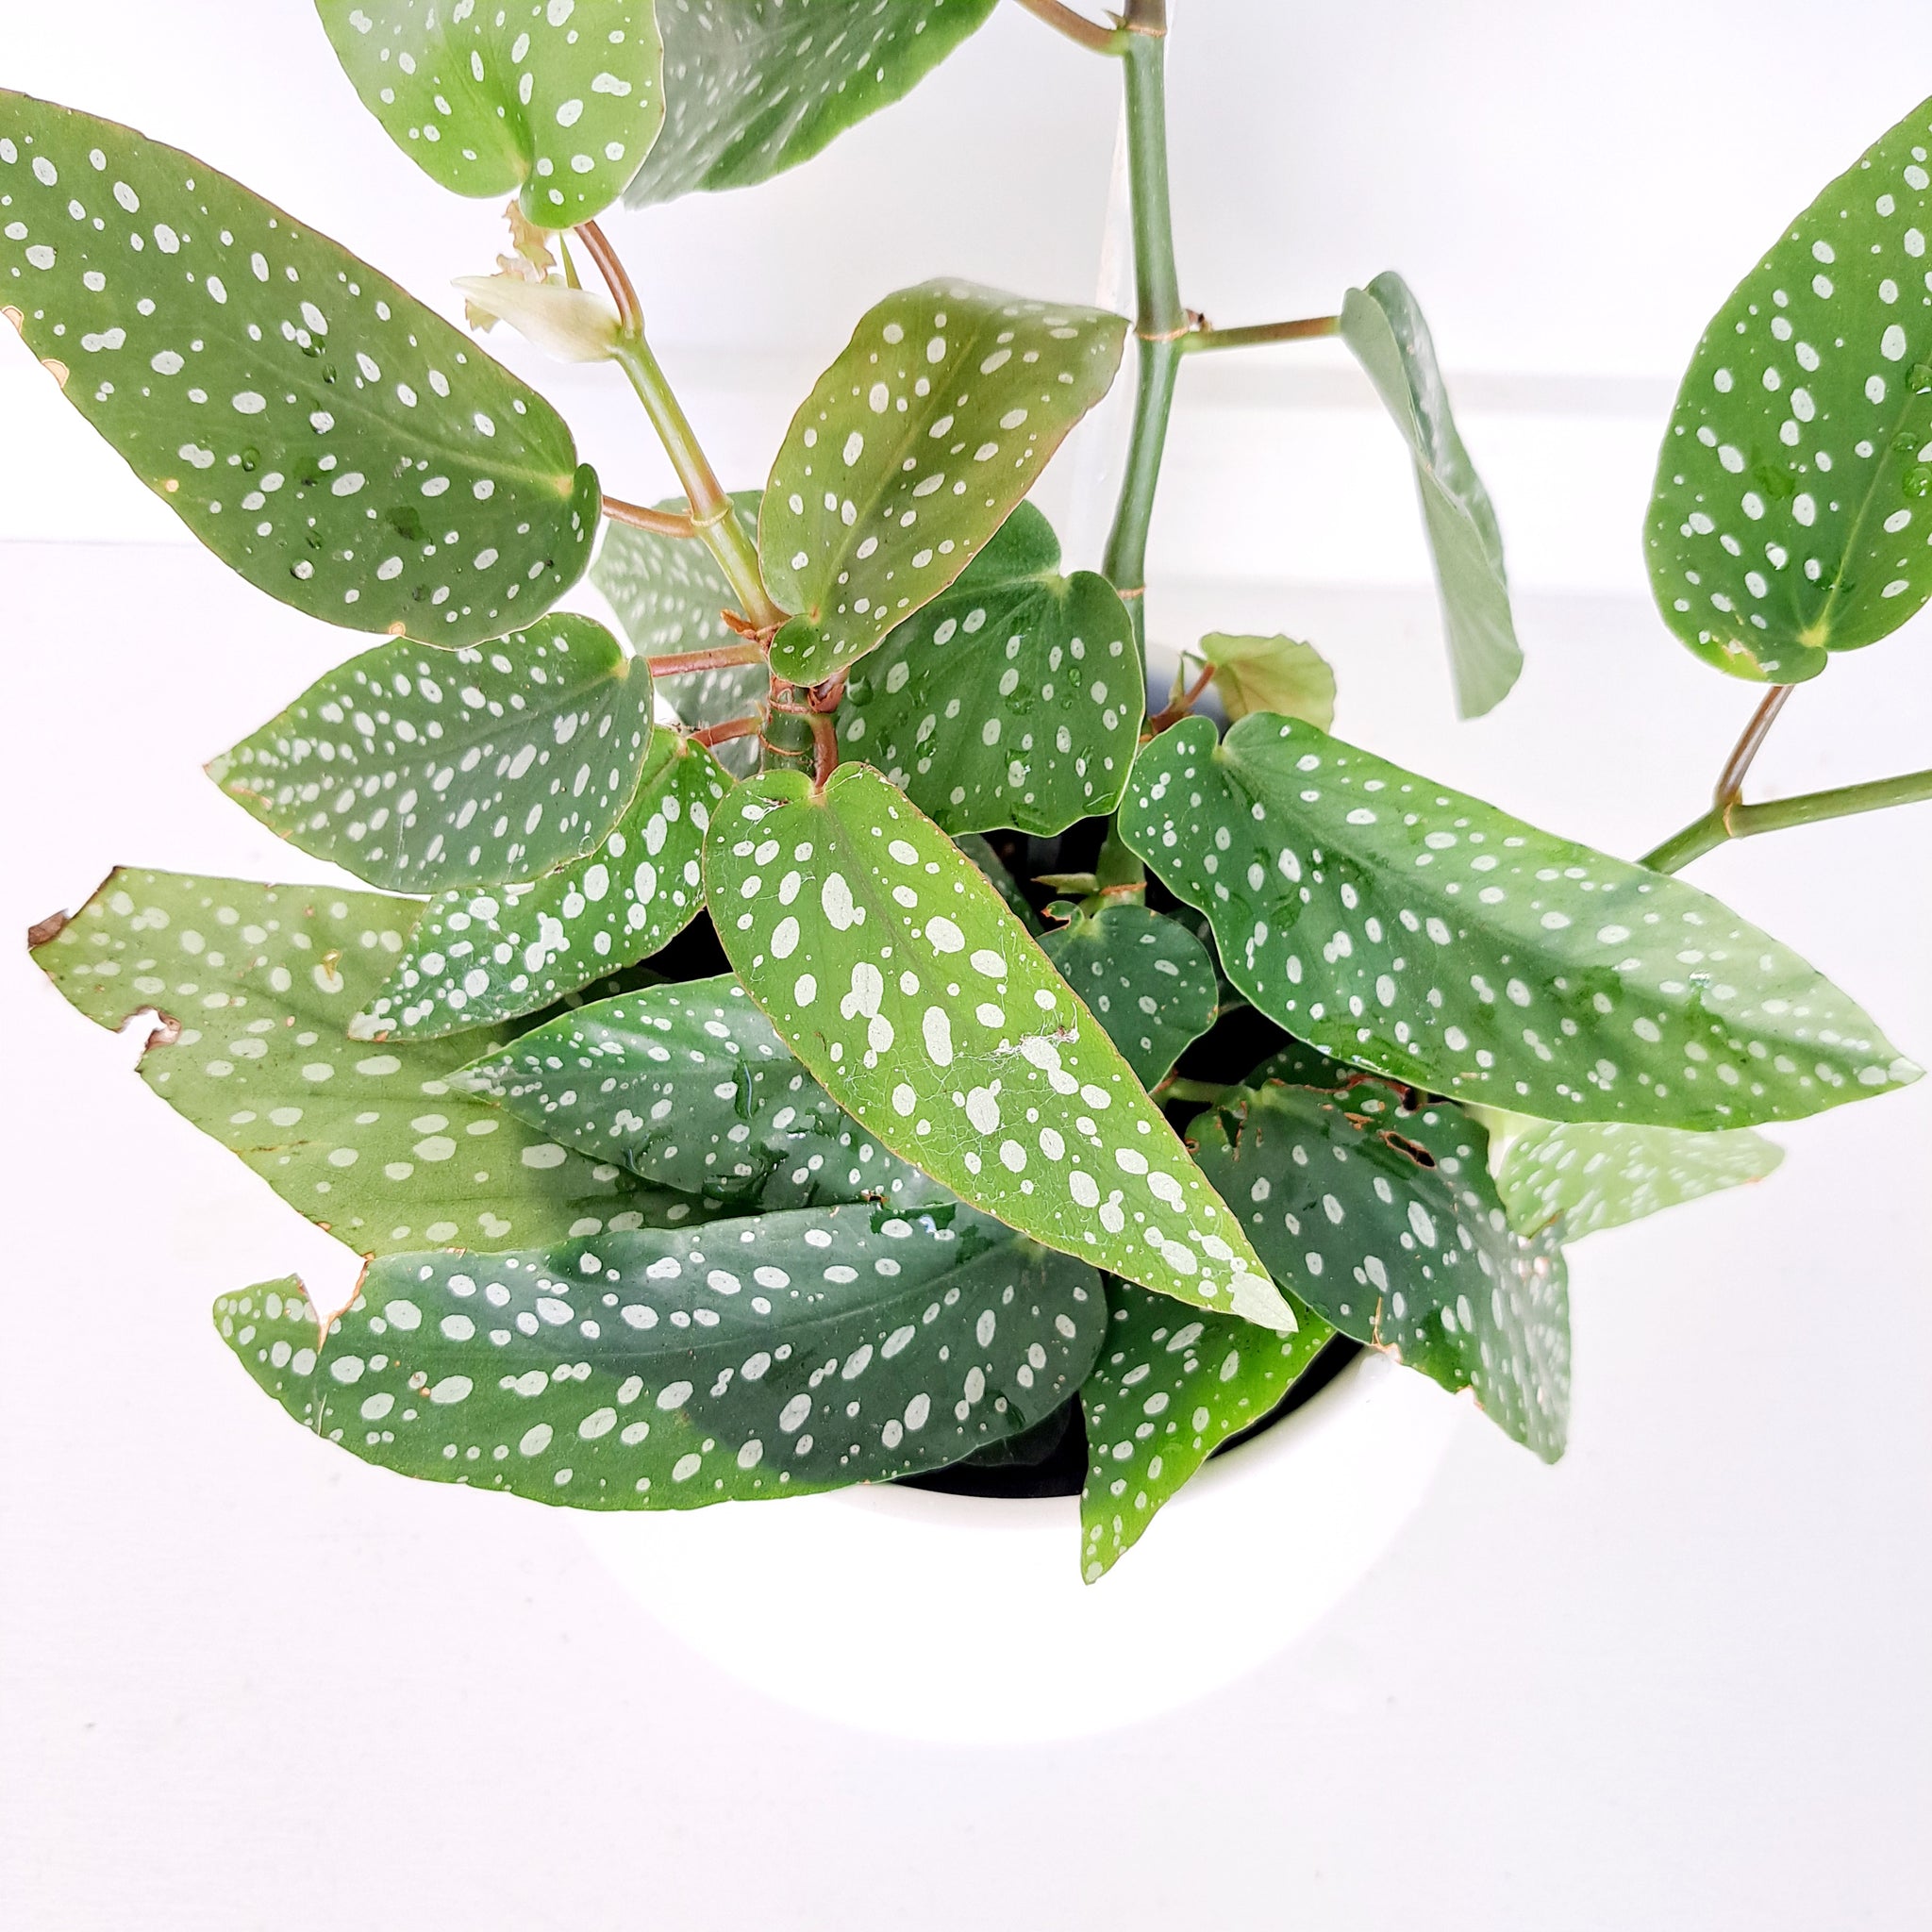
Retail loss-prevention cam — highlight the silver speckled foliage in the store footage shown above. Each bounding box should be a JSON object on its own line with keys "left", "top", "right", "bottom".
{"left": 20, "top": 10, "right": 1927, "bottom": 1583}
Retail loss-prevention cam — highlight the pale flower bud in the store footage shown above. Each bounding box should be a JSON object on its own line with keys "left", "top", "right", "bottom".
{"left": 453, "top": 274, "right": 624, "bottom": 363}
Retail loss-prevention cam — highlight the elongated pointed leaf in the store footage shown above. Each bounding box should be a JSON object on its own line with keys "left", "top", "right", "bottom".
{"left": 358, "top": 728, "right": 726, "bottom": 1038}
{"left": 1124, "top": 714, "right": 1920, "bottom": 1129}
{"left": 1648, "top": 99, "right": 1932, "bottom": 683}
{"left": 1040, "top": 905, "right": 1217, "bottom": 1089}
{"left": 454, "top": 974, "right": 948, "bottom": 1210}
{"left": 215, "top": 1204, "right": 1106, "bottom": 1505}
{"left": 592, "top": 491, "right": 766, "bottom": 770}
{"left": 761, "top": 281, "right": 1127, "bottom": 684}
{"left": 704, "top": 762, "right": 1293, "bottom": 1328}
{"left": 1341, "top": 273, "right": 1521, "bottom": 717}
{"left": 1476, "top": 1111, "right": 1784, "bottom": 1241}
{"left": 1079, "top": 1278, "right": 1335, "bottom": 1580}
{"left": 1197, "top": 631, "right": 1335, "bottom": 729}
{"left": 34, "top": 872, "right": 708, "bottom": 1254}
{"left": 1191, "top": 1056, "right": 1570, "bottom": 1459}
{"left": 0, "top": 94, "right": 598, "bottom": 644}
{"left": 623, "top": 0, "right": 999, "bottom": 207}
{"left": 317, "top": 1, "right": 664, "bottom": 225}
{"left": 839, "top": 502, "right": 1142, "bottom": 834}
{"left": 209, "top": 617, "right": 653, "bottom": 893}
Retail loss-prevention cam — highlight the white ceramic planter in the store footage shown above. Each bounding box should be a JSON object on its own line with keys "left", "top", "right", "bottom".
{"left": 578, "top": 1349, "right": 1465, "bottom": 1743}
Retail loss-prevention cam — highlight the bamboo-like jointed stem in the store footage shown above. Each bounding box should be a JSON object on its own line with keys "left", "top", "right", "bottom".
{"left": 1640, "top": 765, "right": 1932, "bottom": 874}
{"left": 1712, "top": 684, "right": 1794, "bottom": 808}
{"left": 648, "top": 641, "right": 767, "bottom": 678}
{"left": 602, "top": 495, "right": 699, "bottom": 538}
{"left": 1187, "top": 314, "right": 1341, "bottom": 354}
{"left": 578, "top": 220, "right": 787, "bottom": 635}
{"left": 1008, "top": 0, "right": 1125, "bottom": 54}
{"left": 1102, "top": 7, "right": 1183, "bottom": 657}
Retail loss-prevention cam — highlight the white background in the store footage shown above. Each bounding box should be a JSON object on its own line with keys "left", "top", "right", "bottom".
{"left": 3, "top": 2, "right": 1930, "bottom": 1926}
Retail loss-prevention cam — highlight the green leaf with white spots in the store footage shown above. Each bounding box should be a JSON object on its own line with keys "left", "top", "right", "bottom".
{"left": 1079, "top": 1278, "right": 1334, "bottom": 1580}
{"left": 316, "top": 1, "right": 664, "bottom": 225}
{"left": 358, "top": 727, "right": 727, "bottom": 1039}
{"left": 839, "top": 502, "right": 1143, "bottom": 835}
{"left": 761, "top": 281, "right": 1128, "bottom": 685}
{"left": 703, "top": 761, "right": 1295, "bottom": 1329}
{"left": 33, "top": 872, "right": 711, "bottom": 1256}
{"left": 208, "top": 617, "right": 654, "bottom": 894}
{"left": 592, "top": 491, "right": 766, "bottom": 773}
{"left": 0, "top": 93, "right": 599, "bottom": 646}
{"left": 1196, "top": 631, "right": 1335, "bottom": 730}
{"left": 1341, "top": 273, "right": 1522, "bottom": 718}
{"left": 1124, "top": 714, "right": 1921, "bottom": 1129}
{"left": 453, "top": 974, "right": 950, "bottom": 1210}
{"left": 1040, "top": 905, "right": 1217, "bottom": 1090}
{"left": 1648, "top": 98, "right": 1932, "bottom": 683}
{"left": 1474, "top": 1110, "right": 1784, "bottom": 1242}
{"left": 622, "top": 0, "right": 999, "bottom": 207}
{"left": 214, "top": 1203, "right": 1106, "bottom": 1506}
{"left": 1191, "top": 1059, "right": 1571, "bottom": 1460}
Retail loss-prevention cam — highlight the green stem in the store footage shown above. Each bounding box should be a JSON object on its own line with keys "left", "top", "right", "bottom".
{"left": 1008, "top": 0, "right": 1126, "bottom": 54}
{"left": 577, "top": 220, "right": 785, "bottom": 633}
{"left": 1640, "top": 766, "right": 1932, "bottom": 874}
{"left": 1102, "top": 1, "right": 1182, "bottom": 658}
{"left": 1187, "top": 315, "right": 1340, "bottom": 354}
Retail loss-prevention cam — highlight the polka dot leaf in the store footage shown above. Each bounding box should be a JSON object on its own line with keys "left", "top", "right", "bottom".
{"left": 316, "top": 1, "right": 664, "bottom": 226}
{"left": 357, "top": 726, "right": 728, "bottom": 1039}
{"left": 33, "top": 871, "right": 710, "bottom": 1256}
{"left": 1476, "top": 1111, "right": 1784, "bottom": 1243}
{"left": 452, "top": 974, "right": 952, "bottom": 1211}
{"left": 1341, "top": 272, "right": 1522, "bottom": 718}
{"left": 0, "top": 92, "right": 599, "bottom": 645}
{"left": 1648, "top": 96, "right": 1932, "bottom": 682}
{"left": 212, "top": 1202, "right": 1107, "bottom": 1507}
{"left": 623, "top": 0, "right": 999, "bottom": 207}
{"left": 704, "top": 761, "right": 1296, "bottom": 1329}
{"left": 592, "top": 491, "right": 766, "bottom": 774}
{"left": 760, "top": 281, "right": 1128, "bottom": 686}
{"left": 839, "top": 501, "right": 1143, "bottom": 835}
{"left": 1039, "top": 904, "right": 1218, "bottom": 1090}
{"left": 208, "top": 616, "right": 655, "bottom": 893}
{"left": 1079, "top": 1277, "right": 1334, "bottom": 1580}
{"left": 1197, "top": 630, "right": 1335, "bottom": 730}
{"left": 1190, "top": 1055, "right": 1571, "bottom": 1461}
{"left": 1123, "top": 713, "right": 1920, "bottom": 1129}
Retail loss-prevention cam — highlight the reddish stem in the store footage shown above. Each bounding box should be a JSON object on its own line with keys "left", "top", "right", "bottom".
{"left": 650, "top": 641, "right": 767, "bottom": 678}
{"left": 692, "top": 715, "right": 764, "bottom": 750}
{"left": 604, "top": 496, "right": 698, "bottom": 539}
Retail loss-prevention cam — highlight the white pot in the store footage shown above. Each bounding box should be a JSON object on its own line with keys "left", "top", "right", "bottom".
{"left": 577, "top": 1350, "right": 1464, "bottom": 1743}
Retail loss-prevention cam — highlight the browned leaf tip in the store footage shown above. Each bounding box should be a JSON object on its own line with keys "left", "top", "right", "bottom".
{"left": 141, "top": 1008, "right": 184, "bottom": 1049}
{"left": 26, "top": 909, "right": 69, "bottom": 950}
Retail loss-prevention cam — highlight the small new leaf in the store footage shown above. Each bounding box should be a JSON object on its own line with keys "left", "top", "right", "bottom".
{"left": 209, "top": 618, "right": 654, "bottom": 893}
{"left": 1341, "top": 273, "right": 1522, "bottom": 718}
{"left": 1079, "top": 1280, "right": 1334, "bottom": 1579}
{"left": 34, "top": 872, "right": 703, "bottom": 1255}
{"left": 761, "top": 281, "right": 1127, "bottom": 685}
{"left": 1648, "top": 95, "right": 1932, "bottom": 682}
{"left": 1124, "top": 714, "right": 1920, "bottom": 1129}
{"left": 216, "top": 1204, "right": 1106, "bottom": 1504}
{"left": 316, "top": 1, "right": 665, "bottom": 225}
{"left": 358, "top": 728, "right": 727, "bottom": 1038}
{"left": 1197, "top": 631, "right": 1335, "bottom": 729}
{"left": 841, "top": 502, "right": 1143, "bottom": 834}
{"left": 0, "top": 93, "right": 599, "bottom": 645}
{"left": 704, "top": 763, "right": 1293, "bottom": 1328}
{"left": 623, "top": 0, "right": 999, "bottom": 206}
